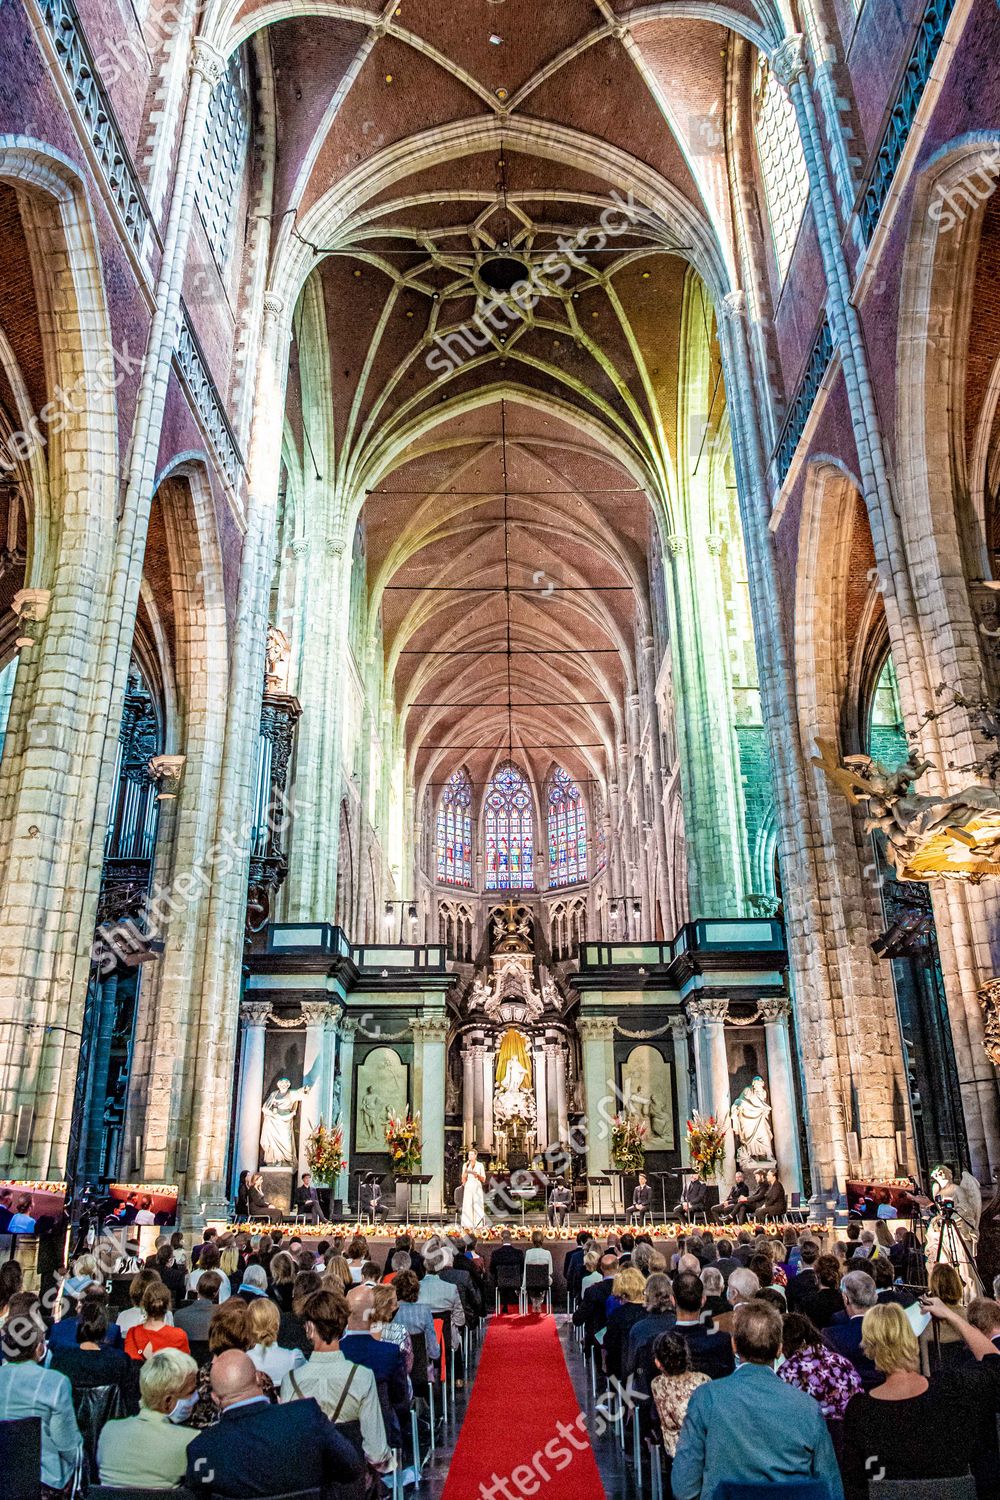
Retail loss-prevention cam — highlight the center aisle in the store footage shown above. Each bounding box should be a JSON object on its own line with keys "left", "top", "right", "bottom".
{"left": 440, "top": 1312, "right": 606, "bottom": 1500}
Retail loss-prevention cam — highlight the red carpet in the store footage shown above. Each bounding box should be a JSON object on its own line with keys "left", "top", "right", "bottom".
{"left": 440, "top": 1313, "right": 606, "bottom": 1500}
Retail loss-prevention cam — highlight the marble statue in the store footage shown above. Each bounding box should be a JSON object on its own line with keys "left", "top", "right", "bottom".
{"left": 730, "top": 1075, "right": 774, "bottom": 1162}
{"left": 260, "top": 1077, "right": 311, "bottom": 1166}
{"left": 355, "top": 1046, "right": 408, "bottom": 1152}
{"left": 622, "top": 1044, "right": 675, "bottom": 1149}
{"left": 494, "top": 1055, "right": 536, "bottom": 1127}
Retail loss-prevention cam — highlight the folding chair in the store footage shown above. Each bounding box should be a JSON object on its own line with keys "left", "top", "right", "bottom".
{"left": 495, "top": 1261, "right": 522, "bottom": 1314}
{"left": 524, "top": 1263, "right": 552, "bottom": 1314}
{"left": 408, "top": 1331, "right": 435, "bottom": 1468}
{"left": 785, "top": 1190, "right": 809, "bottom": 1224}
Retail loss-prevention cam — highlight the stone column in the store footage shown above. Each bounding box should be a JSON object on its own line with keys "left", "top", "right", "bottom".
{"left": 545, "top": 1042, "right": 560, "bottom": 1144}
{"left": 759, "top": 997, "right": 804, "bottom": 1195}
{"left": 235, "top": 1003, "right": 270, "bottom": 1184}
{"left": 298, "top": 1002, "right": 328, "bottom": 1180}
{"left": 670, "top": 1016, "right": 692, "bottom": 1166}
{"left": 462, "top": 1047, "right": 476, "bottom": 1149}
{"left": 471, "top": 1044, "right": 484, "bottom": 1148}
{"left": 413, "top": 1016, "right": 448, "bottom": 1216}
{"left": 687, "top": 999, "right": 735, "bottom": 1184}
{"left": 480, "top": 1046, "right": 494, "bottom": 1152}
{"left": 554, "top": 1043, "right": 570, "bottom": 1145}
{"left": 578, "top": 1016, "right": 617, "bottom": 1210}
{"left": 534, "top": 1041, "right": 549, "bottom": 1151}
{"left": 337, "top": 1018, "right": 358, "bottom": 1208}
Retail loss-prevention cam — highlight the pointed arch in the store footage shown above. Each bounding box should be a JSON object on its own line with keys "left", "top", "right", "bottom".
{"left": 483, "top": 761, "right": 535, "bottom": 892}
{"left": 546, "top": 765, "right": 588, "bottom": 888}
{"left": 435, "top": 765, "right": 473, "bottom": 887}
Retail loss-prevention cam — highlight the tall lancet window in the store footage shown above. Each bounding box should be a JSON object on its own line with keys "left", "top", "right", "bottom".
{"left": 436, "top": 767, "right": 472, "bottom": 886}
{"left": 547, "top": 766, "right": 588, "bottom": 886}
{"left": 485, "top": 762, "right": 534, "bottom": 890}
{"left": 753, "top": 54, "right": 809, "bottom": 283}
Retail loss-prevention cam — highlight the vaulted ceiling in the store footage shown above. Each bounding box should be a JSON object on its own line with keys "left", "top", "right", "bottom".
{"left": 262, "top": 1, "right": 751, "bottom": 794}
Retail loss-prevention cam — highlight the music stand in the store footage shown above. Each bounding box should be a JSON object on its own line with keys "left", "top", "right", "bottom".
{"left": 649, "top": 1170, "right": 673, "bottom": 1223}
{"left": 588, "top": 1176, "right": 612, "bottom": 1222}
{"left": 406, "top": 1174, "right": 434, "bottom": 1225}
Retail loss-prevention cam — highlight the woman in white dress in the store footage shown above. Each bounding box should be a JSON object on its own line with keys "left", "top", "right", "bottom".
{"left": 460, "top": 1148, "right": 486, "bottom": 1231}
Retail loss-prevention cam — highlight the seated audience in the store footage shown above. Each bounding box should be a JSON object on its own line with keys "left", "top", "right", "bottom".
{"left": 115, "top": 1268, "right": 170, "bottom": 1336}
{"left": 247, "top": 1295, "right": 306, "bottom": 1384}
{"left": 785, "top": 1237, "right": 821, "bottom": 1310}
{"left": 345, "top": 1235, "right": 369, "bottom": 1283}
{"left": 324, "top": 1255, "right": 355, "bottom": 1296}
{"left": 579, "top": 1249, "right": 603, "bottom": 1294}
{"left": 49, "top": 1296, "right": 137, "bottom": 1409}
{"left": 572, "top": 1252, "right": 618, "bottom": 1351}
{"left": 48, "top": 1284, "right": 124, "bottom": 1352}
{"left": 124, "top": 1282, "right": 190, "bottom": 1361}
{"left": 700, "top": 1266, "right": 727, "bottom": 1318}
{"left": 714, "top": 1238, "right": 738, "bottom": 1285}
{"left": 651, "top": 1331, "right": 710, "bottom": 1456}
{"left": 187, "top": 1348, "right": 362, "bottom": 1496}
{"left": 871, "top": 1253, "right": 915, "bottom": 1307}
{"left": 624, "top": 1272, "right": 676, "bottom": 1377}
{"left": 340, "top": 1282, "right": 408, "bottom": 1443}
{"left": 280, "top": 1288, "right": 392, "bottom": 1473}
{"left": 779, "top": 1311, "right": 862, "bottom": 1420}
{"left": 187, "top": 1242, "right": 232, "bottom": 1303}
{"left": 798, "top": 1253, "right": 847, "bottom": 1330}
{"left": 0, "top": 1292, "right": 82, "bottom": 1494}
{"left": 603, "top": 1267, "right": 648, "bottom": 1382}
{"left": 152, "top": 1242, "right": 188, "bottom": 1302}
{"left": 490, "top": 1229, "right": 524, "bottom": 1310}
{"left": 370, "top": 1284, "right": 413, "bottom": 1375}
{"left": 268, "top": 1249, "right": 297, "bottom": 1310}
{"left": 236, "top": 1263, "right": 270, "bottom": 1301}
{"left": 382, "top": 1233, "right": 425, "bottom": 1281}
{"left": 671, "top": 1300, "right": 844, "bottom": 1500}
{"left": 98, "top": 1348, "right": 198, "bottom": 1487}
{"left": 174, "top": 1269, "right": 222, "bottom": 1343}
{"left": 667, "top": 1271, "right": 734, "bottom": 1380}
{"left": 522, "top": 1228, "right": 554, "bottom": 1309}
{"left": 967, "top": 1296, "right": 1000, "bottom": 1353}
{"left": 392, "top": 1269, "right": 440, "bottom": 1371}
{"left": 417, "top": 1251, "right": 465, "bottom": 1347}
{"left": 825, "top": 1269, "right": 880, "bottom": 1389}
{"left": 189, "top": 1295, "right": 276, "bottom": 1428}
{"left": 842, "top": 1299, "right": 999, "bottom": 1499}
{"left": 712, "top": 1266, "right": 760, "bottom": 1335}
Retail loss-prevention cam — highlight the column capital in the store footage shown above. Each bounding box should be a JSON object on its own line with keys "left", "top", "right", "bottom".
{"left": 148, "top": 754, "right": 186, "bottom": 800}
{"left": 339, "top": 1016, "right": 360, "bottom": 1038}
{"left": 300, "top": 1001, "right": 329, "bottom": 1027}
{"left": 262, "top": 291, "right": 285, "bottom": 320}
{"left": 191, "top": 38, "right": 226, "bottom": 87}
{"left": 412, "top": 1015, "right": 449, "bottom": 1043}
{"left": 668, "top": 1014, "right": 690, "bottom": 1037}
{"left": 578, "top": 1015, "right": 617, "bottom": 1041}
{"left": 705, "top": 534, "right": 724, "bottom": 557}
{"left": 720, "top": 289, "right": 746, "bottom": 321}
{"left": 241, "top": 1001, "right": 271, "bottom": 1028}
{"left": 665, "top": 532, "right": 687, "bottom": 557}
{"left": 771, "top": 34, "right": 808, "bottom": 90}
{"left": 687, "top": 997, "right": 729, "bottom": 1026}
{"left": 12, "top": 587, "right": 51, "bottom": 647}
{"left": 757, "top": 995, "right": 791, "bottom": 1023}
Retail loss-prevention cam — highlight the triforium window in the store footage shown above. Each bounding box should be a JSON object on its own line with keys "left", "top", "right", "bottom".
{"left": 436, "top": 766, "right": 473, "bottom": 886}
{"left": 196, "top": 48, "right": 250, "bottom": 269}
{"left": 485, "top": 761, "right": 534, "bottom": 890}
{"left": 752, "top": 55, "right": 809, "bottom": 283}
{"left": 547, "top": 766, "right": 587, "bottom": 886}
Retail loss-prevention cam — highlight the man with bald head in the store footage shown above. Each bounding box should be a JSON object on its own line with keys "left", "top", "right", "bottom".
{"left": 341, "top": 1282, "right": 409, "bottom": 1450}
{"left": 185, "top": 1349, "right": 361, "bottom": 1497}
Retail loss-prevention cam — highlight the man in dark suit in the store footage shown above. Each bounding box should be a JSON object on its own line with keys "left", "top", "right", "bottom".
{"left": 737, "top": 1172, "right": 768, "bottom": 1222}
{"left": 759, "top": 1169, "right": 787, "bottom": 1221}
{"left": 824, "top": 1268, "right": 880, "bottom": 1388}
{"left": 185, "top": 1348, "right": 361, "bottom": 1496}
{"left": 785, "top": 1238, "right": 821, "bottom": 1311}
{"left": 490, "top": 1229, "right": 524, "bottom": 1310}
{"left": 714, "top": 1238, "right": 739, "bottom": 1286}
{"left": 629, "top": 1173, "right": 653, "bottom": 1225}
{"left": 548, "top": 1180, "right": 572, "bottom": 1228}
{"left": 564, "top": 1231, "right": 590, "bottom": 1304}
{"left": 672, "top": 1176, "right": 710, "bottom": 1220}
{"left": 382, "top": 1233, "right": 425, "bottom": 1280}
{"left": 295, "top": 1173, "right": 324, "bottom": 1224}
{"left": 668, "top": 1272, "right": 735, "bottom": 1381}
{"left": 438, "top": 1240, "right": 483, "bottom": 1325}
{"left": 572, "top": 1252, "right": 618, "bottom": 1352}
{"left": 712, "top": 1171, "right": 751, "bottom": 1223}
{"left": 360, "top": 1175, "right": 386, "bottom": 1222}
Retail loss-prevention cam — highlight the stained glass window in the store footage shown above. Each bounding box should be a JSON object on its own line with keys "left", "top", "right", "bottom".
{"left": 547, "top": 766, "right": 587, "bottom": 887}
{"left": 753, "top": 55, "right": 809, "bottom": 284}
{"left": 436, "top": 767, "right": 472, "bottom": 886}
{"left": 485, "top": 762, "right": 534, "bottom": 891}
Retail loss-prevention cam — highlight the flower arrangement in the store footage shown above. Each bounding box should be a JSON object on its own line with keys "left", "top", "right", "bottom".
{"left": 610, "top": 1113, "right": 647, "bottom": 1172}
{"left": 686, "top": 1112, "right": 727, "bottom": 1182}
{"left": 385, "top": 1110, "right": 422, "bottom": 1176}
{"left": 305, "top": 1119, "right": 347, "bottom": 1184}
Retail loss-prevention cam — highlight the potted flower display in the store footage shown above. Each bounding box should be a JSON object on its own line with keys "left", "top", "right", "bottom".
{"left": 686, "top": 1111, "right": 727, "bottom": 1181}
{"left": 305, "top": 1118, "right": 347, "bottom": 1184}
{"left": 385, "top": 1110, "right": 422, "bottom": 1176}
{"left": 610, "top": 1113, "right": 648, "bottom": 1171}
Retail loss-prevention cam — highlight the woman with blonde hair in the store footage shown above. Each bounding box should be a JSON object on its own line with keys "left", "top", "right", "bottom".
{"left": 323, "top": 1255, "right": 354, "bottom": 1295}
{"left": 604, "top": 1267, "right": 647, "bottom": 1381}
{"left": 842, "top": 1301, "right": 978, "bottom": 1498}
{"left": 247, "top": 1295, "right": 305, "bottom": 1384}
{"left": 580, "top": 1249, "right": 603, "bottom": 1295}
{"left": 370, "top": 1283, "right": 413, "bottom": 1374}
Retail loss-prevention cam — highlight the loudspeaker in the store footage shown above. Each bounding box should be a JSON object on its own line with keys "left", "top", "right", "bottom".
{"left": 13, "top": 1105, "right": 34, "bottom": 1157}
